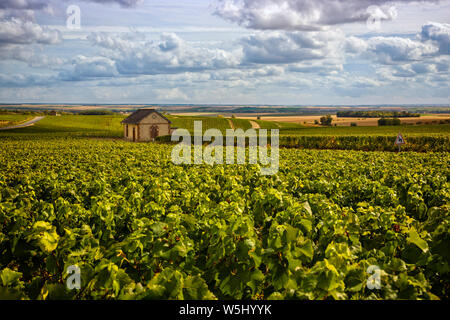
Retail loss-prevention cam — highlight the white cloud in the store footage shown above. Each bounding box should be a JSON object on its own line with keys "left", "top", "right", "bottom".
{"left": 0, "top": 1, "right": 448, "bottom": 104}
{"left": 0, "top": 44, "right": 34, "bottom": 62}
{"left": 89, "top": 32, "right": 242, "bottom": 75}
{"left": 364, "top": 36, "right": 438, "bottom": 64}
{"left": 209, "top": 65, "right": 284, "bottom": 80}
{"left": 345, "top": 36, "right": 369, "bottom": 54}
{"left": 0, "top": 0, "right": 47, "bottom": 10}
{"left": 214, "top": 0, "right": 439, "bottom": 31}
{"left": 155, "top": 88, "right": 188, "bottom": 101}
{"left": 0, "top": 72, "right": 55, "bottom": 87}
{"left": 59, "top": 55, "right": 118, "bottom": 81}
{"left": 240, "top": 29, "right": 346, "bottom": 64}
{"left": 420, "top": 22, "right": 450, "bottom": 54}
{"left": 0, "top": 1, "right": 61, "bottom": 65}
{"left": 288, "top": 61, "right": 343, "bottom": 74}
{"left": 0, "top": 17, "right": 61, "bottom": 45}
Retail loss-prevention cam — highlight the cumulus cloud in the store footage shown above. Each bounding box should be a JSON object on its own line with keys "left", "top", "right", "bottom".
{"left": 214, "top": 0, "right": 439, "bottom": 30}
{"left": 433, "top": 56, "right": 450, "bottom": 72}
{"left": 0, "top": 72, "right": 55, "bottom": 87}
{"left": 0, "top": 0, "right": 47, "bottom": 10}
{"left": 288, "top": 61, "right": 343, "bottom": 74}
{"left": 0, "top": 18, "right": 61, "bottom": 45}
{"left": 159, "top": 33, "right": 183, "bottom": 52}
{"left": 0, "top": 44, "right": 34, "bottom": 62}
{"left": 0, "top": 0, "right": 61, "bottom": 65}
{"left": 59, "top": 56, "right": 118, "bottom": 81}
{"left": 364, "top": 36, "right": 438, "bottom": 64}
{"left": 240, "top": 30, "right": 345, "bottom": 64}
{"left": 0, "top": 0, "right": 49, "bottom": 21}
{"left": 209, "top": 66, "right": 284, "bottom": 81}
{"left": 420, "top": 22, "right": 450, "bottom": 54}
{"left": 155, "top": 88, "right": 188, "bottom": 101}
{"left": 89, "top": 32, "right": 241, "bottom": 75}
{"left": 0, "top": 9, "right": 36, "bottom": 21}
{"left": 345, "top": 36, "right": 369, "bottom": 55}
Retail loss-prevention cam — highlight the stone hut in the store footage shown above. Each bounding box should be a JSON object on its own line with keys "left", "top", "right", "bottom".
{"left": 121, "top": 109, "right": 175, "bottom": 142}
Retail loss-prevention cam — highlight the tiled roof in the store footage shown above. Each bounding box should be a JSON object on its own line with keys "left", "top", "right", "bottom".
{"left": 121, "top": 109, "right": 171, "bottom": 124}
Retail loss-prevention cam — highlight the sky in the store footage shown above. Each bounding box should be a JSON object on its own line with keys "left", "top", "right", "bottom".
{"left": 0, "top": 0, "right": 449, "bottom": 105}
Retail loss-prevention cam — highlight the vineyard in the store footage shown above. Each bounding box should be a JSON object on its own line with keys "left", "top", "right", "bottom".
{"left": 0, "top": 136, "right": 448, "bottom": 300}
{"left": 2, "top": 115, "right": 449, "bottom": 152}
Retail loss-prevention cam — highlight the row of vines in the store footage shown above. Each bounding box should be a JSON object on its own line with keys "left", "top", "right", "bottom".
{"left": 0, "top": 138, "right": 448, "bottom": 299}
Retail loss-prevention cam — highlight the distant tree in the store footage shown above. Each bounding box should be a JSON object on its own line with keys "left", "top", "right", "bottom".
{"left": 79, "top": 110, "right": 115, "bottom": 115}
{"left": 337, "top": 110, "right": 420, "bottom": 118}
{"left": 378, "top": 118, "right": 401, "bottom": 126}
{"left": 314, "top": 120, "right": 319, "bottom": 125}
{"left": 257, "top": 116, "right": 261, "bottom": 120}
{"left": 320, "top": 115, "right": 333, "bottom": 126}
{"left": 231, "top": 114, "right": 236, "bottom": 119}
{"left": 350, "top": 122, "right": 357, "bottom": 127}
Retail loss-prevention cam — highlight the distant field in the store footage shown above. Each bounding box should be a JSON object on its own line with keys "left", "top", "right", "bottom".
{"left": 241, "top": 114, "right": 450, "bottom": 127}
{"left": 280, "top": 124, "right": 450, "bottom": 137}
{"left": 229, "top": 118, "right": 253, "bottom": 130}
{"left": 0, "top": 115, "right": 256, "bottom": 137}
{"left": 1, "top": 114, "right": 449, "bottom": 138}
{"left": 0, "top": 114, "right": 32, "bottom": 128}
{"left": 167, "top": 115, "right": 231, "bottom": 133}
{"left": 1, "top": 114, "right": 449, "bottom": 151}
{"left": 170, "top": 112, "right": 219, "bottom": 117}
{"left": 0, "top": 115, "right": 124, "bottom": 137}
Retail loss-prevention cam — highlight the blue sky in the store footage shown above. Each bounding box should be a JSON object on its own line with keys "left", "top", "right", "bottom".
{"left": 0, "top": 0, "right": 449, "bottom": 104}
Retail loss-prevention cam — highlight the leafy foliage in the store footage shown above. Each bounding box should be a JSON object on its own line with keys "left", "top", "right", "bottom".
{"left": 320, "top": 115, "right": 333, "bottom": 126}
{"left": 0, "top": 137, "right": 448, "bottom": 300}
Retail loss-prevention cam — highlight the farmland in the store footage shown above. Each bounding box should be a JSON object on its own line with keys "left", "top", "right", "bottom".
{"left": 1, "top": 114, "right": 449, "bottom": 152}
{"left": 0, "top": 114, "right": 449, "bottom": 300}
{"left": 0, "top": 115, "right": 33, "bottom": 128}
{"left": 2, "top": 114, "right": 449, "bottom": 137}
{"left": 240, "top": 114, "right": 450, "bottom": 127}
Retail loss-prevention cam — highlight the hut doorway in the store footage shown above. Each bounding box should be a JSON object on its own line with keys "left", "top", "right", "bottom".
{"left": 150, "top": 125, "right": 159, "bottom": 140}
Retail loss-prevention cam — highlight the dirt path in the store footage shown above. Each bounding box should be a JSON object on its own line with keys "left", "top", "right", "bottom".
{"left": 0, "top": 116, "right": 45, "bottom": 131}
{"left": 227, "top": 119, "right": 235, "bottom": 130}
{"left": 249, "top": 120, "right": 261, "bottom": 129}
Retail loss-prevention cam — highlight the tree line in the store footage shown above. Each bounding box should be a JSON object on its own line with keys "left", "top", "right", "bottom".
{"left": 337, "top": 110, "right": 420, "bottom": 118}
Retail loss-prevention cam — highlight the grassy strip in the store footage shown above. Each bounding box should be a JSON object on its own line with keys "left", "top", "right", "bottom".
{"left": 230, "top": 118, "right": 253, "bottom": 130}
{"left": 0, "top": 115, "right": 33, "bottom": 128}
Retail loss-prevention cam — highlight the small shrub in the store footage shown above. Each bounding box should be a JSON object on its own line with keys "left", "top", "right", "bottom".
{"left": 320, "top": 115, "right": 333, "bottom": 126}
{"left": 378, "top": 118, "right": 401, "bottom": 126}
